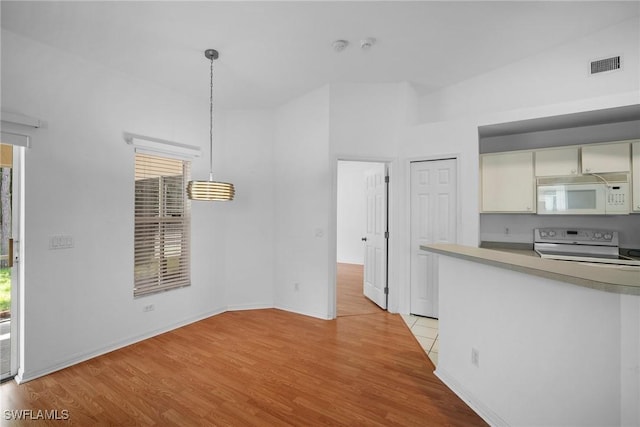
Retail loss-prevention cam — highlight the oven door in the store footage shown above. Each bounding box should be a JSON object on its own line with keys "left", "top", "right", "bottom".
{"left": 537, "top": 184, "right": 605, "bottom": 214}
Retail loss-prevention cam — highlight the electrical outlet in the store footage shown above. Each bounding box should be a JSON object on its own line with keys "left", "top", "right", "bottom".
{"left": 49, "top": 235, "right": 74, "bottom": 250}
{"left": 471, "top": 348, "right": 479, "bottom": 367}
{"left": 143, "top": 304, "right": 155, "bottom": 312}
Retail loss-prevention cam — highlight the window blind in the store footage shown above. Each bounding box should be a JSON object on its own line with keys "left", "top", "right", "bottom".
{"left": 134, "top": 153, "right": 191, "bottom": 297}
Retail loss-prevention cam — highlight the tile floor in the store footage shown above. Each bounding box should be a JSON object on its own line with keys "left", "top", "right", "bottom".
{"left": 401, "top": 314, "right": 439, "bottom": 366}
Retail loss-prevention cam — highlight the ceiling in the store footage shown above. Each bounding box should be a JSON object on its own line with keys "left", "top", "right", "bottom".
{"left": 2, "top": 1, "right": 638, "bottom": 110}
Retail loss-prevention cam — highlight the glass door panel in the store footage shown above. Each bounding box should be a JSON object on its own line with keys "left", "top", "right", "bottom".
{"left": 1, "top": 143, "right": 14, "bottom": 379}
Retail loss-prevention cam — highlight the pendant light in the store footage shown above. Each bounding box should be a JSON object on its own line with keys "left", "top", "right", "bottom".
{"left": 187, "top": 49, "right": 235, "bottom": 201}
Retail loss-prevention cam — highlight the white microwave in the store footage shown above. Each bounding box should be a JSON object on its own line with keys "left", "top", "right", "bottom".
{"left": 537, "top": 175, "right": 629, "bottom": 215}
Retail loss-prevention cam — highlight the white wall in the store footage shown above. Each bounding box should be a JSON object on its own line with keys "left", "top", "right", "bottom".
{"left": 274, "top": 86, "right": 331, "bottom": 319}
{"left": 329, "top": 82, "right": 418, "bottom": 315}
{"left": 620, "top": 293, "right": 640, "bottom": 426}
{"left": 329, "top": 82, "right": 416, "bottom": 158}
{"left": 336, "top": 161, "right": 383, "bottom": 265}
{"left": 272, "top": 82, "right": 417, "bottom": 318}
{"left": 218, "top": 110, "right": 276, "bottom": 310}
{"left": 0, "top": 29, "right": 255, "bottom": 381}
{"left": 436, "top": 255, "right": 637, "bottom": 426}
{"left": 419, "top": 15, "right": 640, "bottom": 123}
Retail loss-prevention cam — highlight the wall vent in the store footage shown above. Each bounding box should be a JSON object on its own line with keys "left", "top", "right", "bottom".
{"left": 590, "top": 56, "right": 621, "bottom": 74}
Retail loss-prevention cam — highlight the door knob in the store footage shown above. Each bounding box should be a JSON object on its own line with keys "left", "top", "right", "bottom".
{"left": 361, "top": 237, "right": 367, "bottom": 242}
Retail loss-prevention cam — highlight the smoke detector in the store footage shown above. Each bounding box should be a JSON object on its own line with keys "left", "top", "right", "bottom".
{"left": 332, "top": 40, "right": 349, "bottom": 52}
{"left": 360, "top": 38, "right": 376, "bottom": 50}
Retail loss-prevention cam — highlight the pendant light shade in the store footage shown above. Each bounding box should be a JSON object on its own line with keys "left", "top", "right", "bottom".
{"left": 187, "top": 176, "right": 235, "bottom": 201}
{"left": 187, "top": 48, "right": 235, "bottom": 201}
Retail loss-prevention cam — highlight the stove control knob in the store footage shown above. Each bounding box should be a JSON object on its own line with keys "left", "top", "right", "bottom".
{"left": 548, "top": 230, "right": 556, "bottom": 237}
{"left": 594, "top": 232, "right": 602, "bottom": 239}
{"left": 604, "top": 233, "right": 612, "bottom": 240}
{"left": 540, "top": 230, "right": 547, "bottom": 237}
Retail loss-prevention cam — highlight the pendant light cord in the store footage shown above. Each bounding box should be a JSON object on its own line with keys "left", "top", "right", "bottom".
{"left": 209, "top": 54, "right": 214, "bottom": 181}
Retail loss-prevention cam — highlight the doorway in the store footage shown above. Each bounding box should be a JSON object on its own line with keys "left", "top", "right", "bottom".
{"left": 409, "top": 158, "right": 457, "bottom": 318}
{"left": 1, "top": 142, "right": 20, "bottom": 381}
{"left": 336, "top": 160, "right": 389, "bottom": 316}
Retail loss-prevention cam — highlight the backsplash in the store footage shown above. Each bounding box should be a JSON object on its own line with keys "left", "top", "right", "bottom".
{"left": 480, "top": 214, "right": 640, "bottom": 248}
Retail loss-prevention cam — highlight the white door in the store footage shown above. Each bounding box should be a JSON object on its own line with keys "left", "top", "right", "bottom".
{"left": 410, "top": 159, "right": 457, "bottom": 318}
{"left": 363, "top": 165, "right": 387, "bottom": 309}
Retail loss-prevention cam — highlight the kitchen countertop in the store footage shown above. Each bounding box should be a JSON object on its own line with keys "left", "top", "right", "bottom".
{"left": 420, "top": 243, "right": 640, "bottom": 295}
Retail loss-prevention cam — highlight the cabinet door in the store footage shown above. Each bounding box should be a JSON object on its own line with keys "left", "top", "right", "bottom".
{"left": 581, "top": 142, "right": 630, "bottom": 174}
{"left": 481, "top": 151, "right": 535, "bottom": 213}
{"left": 633, "top": 142, "right": 640, "bottom": 212}
{"left": 535, "top": 147, "right": 579, "bottom": 176}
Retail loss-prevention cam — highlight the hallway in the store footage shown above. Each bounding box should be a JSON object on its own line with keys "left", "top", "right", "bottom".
{"left": 336, "top": 263, "right": 439, "bottom": 365}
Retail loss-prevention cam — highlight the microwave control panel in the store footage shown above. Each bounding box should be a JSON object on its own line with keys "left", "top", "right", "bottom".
{"left": 606, "top": 183, "right": 628, "bottom": 212}
{"left": 534, "top": 228, "right": 619, "bottom": 246}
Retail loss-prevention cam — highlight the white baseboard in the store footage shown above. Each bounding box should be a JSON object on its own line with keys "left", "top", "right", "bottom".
{"left": 435, "top": 367, "right": 510, "bottom": 427}
{"left": 273, "top": 304, "right": 331, "bottom": 320}
{"left": 226, "top": 302, "right": 274, "bottom": 312}
{"left": 15, "top": 305, "right": 330, "bottom": 384}
{"left": 16, "top": 307, "right": 226, "bottom": 384}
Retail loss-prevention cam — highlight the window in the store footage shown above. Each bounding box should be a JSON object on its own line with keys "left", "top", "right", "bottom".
{"left": 134, "top": 153, "right": 191, "bottom": 297}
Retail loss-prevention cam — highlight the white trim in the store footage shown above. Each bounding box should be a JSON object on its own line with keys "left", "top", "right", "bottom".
{"left": 226, "top": 303, "right": 274, "bottom": 312}
{"left": 402, "top": 153, "right": 462, "bottom": 314}
{"left": 124, "top": 132, "right": 201, "bottom": 160}
{"left": 1, "top": 111, "right": 41, "bottom": 128}
{"left": 331, "top": 155, "right": 397, "bottom": 318}
{"left": 435, "top": 367, "right": 509, "bottom": 427}
{"left": 274, "top": 303, "right": 331, "bottom": 321}
{"left": 1, "top": 131, "right": 30, "bottom": 148}
{"left": 15, "top": 307, "right": 226, "bottom": 384}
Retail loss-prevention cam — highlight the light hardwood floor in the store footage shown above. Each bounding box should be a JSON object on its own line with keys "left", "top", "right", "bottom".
{"left": 336, "top": 263, "right": 382, "bottom": 317}
{"left": 1, "top": 274, "right": 486, "bottom": 426}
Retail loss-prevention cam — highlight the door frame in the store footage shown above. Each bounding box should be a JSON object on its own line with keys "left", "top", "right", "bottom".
{"left": 330, "top": 156, "right": 396, "bottom": 319}
{"left": 403, "top": 154, "right": 461, "bottom": 315}
{"left": 1, "top": 114, "right": 37, "bottom": 383}
{"left": 1, "top": 144, "right": 24, "bottom": 381}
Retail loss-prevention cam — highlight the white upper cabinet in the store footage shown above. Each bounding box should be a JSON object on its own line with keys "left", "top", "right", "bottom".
{"left": 481, "top": 151, "right": 535, "bottom": 213}
{"left": 581, "top": 142, "right": 631, "bottom": 174}
{"left": 633, "top": 141, "right": 640, "bottom": 212}
{"left": 535, "top": 147, "right": 579, "bottom": 176}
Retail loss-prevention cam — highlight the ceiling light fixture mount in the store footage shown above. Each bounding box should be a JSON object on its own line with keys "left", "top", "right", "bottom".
{"left": 332, "top": 39, "right": 349, "bottom": 52}
{"left": 187, "top": 49, "right": 235, "bottom": 201}
{"left": 360, "top": 37, "right": 376, "bottom": 50}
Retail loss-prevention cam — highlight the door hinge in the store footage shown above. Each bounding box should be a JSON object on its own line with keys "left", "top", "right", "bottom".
{"left": 384, "top": 231, "right": 389, "bottom": 239}
{"left": 384, "top": 287, "right": 389, "bottom": 295}
{"left": 385, "top": 175, "right": 389, "bottom": 183}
